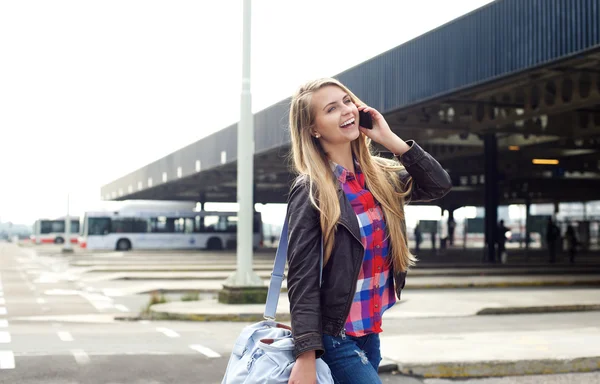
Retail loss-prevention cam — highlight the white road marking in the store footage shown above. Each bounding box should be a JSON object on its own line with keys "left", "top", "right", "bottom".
{"left": 57, "top": 331, "right": 74, "bottom": 341}
{"left": 0, "top": 350, "right": 15, "bottom": 369}
{"left": 114, "top": 304, "right": 129, "bottom": 312}
{"left": 139, "top": 320, "right": 150, "bottom": 325}
{"left": 44, "top": 289, "right": 79, "bottom": 296}
{"left": 36, "top": 298, "right": 46, "bottom": 304}
{"left": 0, "top": 308, "right": 6, "bottom": 315}
{"left": 0, "top": 332, "right": 10, "bottom": 343}
{"left": 102, "top": 288, "right": 124, "bottom": 297}
{"left": 81, "top": 293, "right": 114, "bottom": 311}
{"left": 190, "top": 344, "right": 221, "bottom": 358}
{"left": 0, "top": 298, "right": 4, "bottom": 305}
{"left": 0, "top": 320, "right": 8, "bottom": 328}
{"left": 71, "top": 349, "right": 90, "bottom": 365}
{"left": 156, "top": 327, "right": 180, "bottom": 338}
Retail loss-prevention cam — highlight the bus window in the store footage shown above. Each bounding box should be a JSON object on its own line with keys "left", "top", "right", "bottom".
{"left": 184, "top": 218, "right": 194, "bottom": 233}
{"left": 110, "top": 218, "right": 148, "bottom": 233}
{"left": 89, "top": 217, "right": 111, "bottom": 235}
{"left": 150, "top": 217, "right": 167, "bottom": 233}
{"left": 150, "top": 217, "right": 176, "bottom": 233}
{"left": 132, "top": 219, "right": 149, "bottom": 233}
{"left": 51, "top": 220, "right": 65, "bottom": 233}
{"left": 40, "top": 220, "right": 53, "bottom": 234}
{"left": 224, "top": 216, "right": 238, "bottom": 233}
{"left": 194, "top": 216, "right": 204, "bottom": 233}
{"left": 174, "top": 218, "right": 186, "bottom": 233}
{"left": 204, "top": 216, "right": 219, "bottom": 232}
{"left": 71, "top": 220, "right": 80, "bottom": 234}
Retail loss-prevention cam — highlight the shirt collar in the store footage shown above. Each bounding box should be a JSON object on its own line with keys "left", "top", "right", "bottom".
{"left": 330, "top": 158, "right": 361, "bottom": 184}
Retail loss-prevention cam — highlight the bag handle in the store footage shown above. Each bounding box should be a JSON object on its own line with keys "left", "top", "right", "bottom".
{"left": 263, "top": 212, "right": 323, "bottom": 321}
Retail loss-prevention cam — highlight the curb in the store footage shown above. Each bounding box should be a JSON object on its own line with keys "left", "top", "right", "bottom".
{"left": 476, "top": 304, "right": 600, "bottom": 315}
{"left": 406, "top": 280, "right": 600, "bottom": 289}
{"left": 145, "top": 309, "right": 290, "bottom": 322}
{"left": 131, "top": 280, "right": 600, "bottom": 296}
{"left": 390, "top": 356, "right": 600, "bottom": 378}
{"left": 146, "top": 302, "right": 600, "bottom": 322}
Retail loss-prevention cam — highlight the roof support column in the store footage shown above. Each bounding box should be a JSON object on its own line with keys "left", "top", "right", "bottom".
{"left": 484, "top": 134, "right": 499, "bottom": 264}
{"left": 219, "top": 0, "right": 265, "bottom": 304}
{"left": 525, "top": 198, "right": 531, "bottom": 257}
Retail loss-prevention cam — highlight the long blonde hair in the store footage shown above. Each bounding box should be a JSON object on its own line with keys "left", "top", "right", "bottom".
{"left": 288, "top": 78, "right": 417, "bottom": 273}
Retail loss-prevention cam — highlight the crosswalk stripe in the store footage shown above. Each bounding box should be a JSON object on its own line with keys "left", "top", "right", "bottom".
{"left": 0, "top": 351, "right": 15, "bottom": 369}
{"left": 71, "top": 349, "right": 90, "bottom": 365}
{"left": 190, "top": 344, "right": 221, "bottom": 358}
{"left": 0, "top": 332, "right": 10, "bottom": 343}
{"left": 0, "top": 320, "right": 8, "bottom": 328}
{"left": 0, "top": 308, "right": 6, "bottom": 315}
{"left": 57, "top": 331, "right": 74, "bottom": 342}
{"left": 156, "top": 327, "right": 180, "bottom": 338}
{"left": 114, "top": 304, "right": 129, "bottom": 312}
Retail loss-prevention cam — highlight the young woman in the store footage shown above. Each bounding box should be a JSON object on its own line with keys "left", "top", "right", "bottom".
{"left": 286, "top": 78, "right": 452, "bottom": 384}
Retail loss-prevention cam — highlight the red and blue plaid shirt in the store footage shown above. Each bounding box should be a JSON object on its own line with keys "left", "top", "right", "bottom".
{"left": 331, "top": 160, "right": 396, "bottom": 337}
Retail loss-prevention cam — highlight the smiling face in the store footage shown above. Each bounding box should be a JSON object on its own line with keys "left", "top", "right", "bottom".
{"left": 311, "top": 85, "right": 360, "bottom": 146}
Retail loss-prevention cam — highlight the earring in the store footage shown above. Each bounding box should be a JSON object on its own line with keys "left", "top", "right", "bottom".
{"left": 315, "top": 133, "right": 321, "bottom": 138}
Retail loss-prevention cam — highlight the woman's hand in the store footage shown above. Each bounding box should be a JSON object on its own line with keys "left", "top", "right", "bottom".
{"left": 357, "top": 104, "right": 411, "bottom": 156}
{"left": 289, "top": 351, "right": 317, "bottom": 384}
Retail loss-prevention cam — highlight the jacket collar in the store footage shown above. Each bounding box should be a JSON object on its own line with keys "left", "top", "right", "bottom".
{"left": 336, "top": 186, "right": 362, "bottom": 242}
{"left": 328, "top": 159, "right": 363, "bottom": 241}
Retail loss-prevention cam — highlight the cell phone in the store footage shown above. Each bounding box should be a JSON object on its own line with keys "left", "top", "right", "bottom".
{"left": 359, "top": 110, "right": 373, "bottom": 129}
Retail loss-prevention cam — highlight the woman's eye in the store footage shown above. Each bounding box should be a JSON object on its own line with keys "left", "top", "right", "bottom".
{"left": 344, "top": 99, "right": 351, "bottom": 104}
{"left": 328, "top": 107, "right": 335, "bottom": 113}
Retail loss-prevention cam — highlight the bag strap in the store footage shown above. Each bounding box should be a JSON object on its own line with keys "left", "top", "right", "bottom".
{"left": 263, "top": 212, "right": 323, "bottom": 320}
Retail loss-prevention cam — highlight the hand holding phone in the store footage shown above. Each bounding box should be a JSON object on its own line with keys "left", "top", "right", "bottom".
{"left": 359, "top": 110, "right": 373, "bottom": 129}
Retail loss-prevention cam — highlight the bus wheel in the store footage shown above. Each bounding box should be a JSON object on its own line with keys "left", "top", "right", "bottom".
{"left": 207, "top": 238, "right": 223, "bottom": 250}
{"left": 54, "top": 237, "right": 64, "bottom": 244}
{"left": 116, "top": 239, "right": 131, "bottom": 251}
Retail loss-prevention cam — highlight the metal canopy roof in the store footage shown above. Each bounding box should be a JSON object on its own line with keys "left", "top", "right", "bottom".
{"left": 101, "top": 0, "right": 600, "bottom": 209}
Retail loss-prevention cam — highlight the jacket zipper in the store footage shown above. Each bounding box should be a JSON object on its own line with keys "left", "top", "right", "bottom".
{"left": 335, "top": 220, "right": 365, "bottom": 337}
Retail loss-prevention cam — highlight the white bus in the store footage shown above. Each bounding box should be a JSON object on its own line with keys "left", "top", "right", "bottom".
{"left": 78, "top": 206, "right": 263, "bottom": 251}
{"left": 31, "top": 217, "right": 80, "bottom": 245}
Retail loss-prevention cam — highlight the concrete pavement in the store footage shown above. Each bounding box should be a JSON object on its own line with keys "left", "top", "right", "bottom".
{"left": 148, "top": 287, "right": 600, "bottom": 378}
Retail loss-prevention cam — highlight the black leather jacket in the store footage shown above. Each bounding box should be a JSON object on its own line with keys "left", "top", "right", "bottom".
{"left": 286, "top": 140, "right": 452, "bottom": 359}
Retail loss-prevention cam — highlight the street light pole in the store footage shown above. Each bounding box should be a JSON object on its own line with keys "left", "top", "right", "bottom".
{"left": 63, "top": 193, "right": 73, "bottom": 253}
{"left": 219, "top": 0, "right": 264, "bottom": 304}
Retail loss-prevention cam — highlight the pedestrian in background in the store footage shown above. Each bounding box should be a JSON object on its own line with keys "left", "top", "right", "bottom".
{"left": 286, "top": 78, "right": 452, "bottom": 384}
{"left": 546, "top": 217, "right": 560, "bottom": 263}
{"left": 565, "top": 223, "right": 579, "bottom": 264}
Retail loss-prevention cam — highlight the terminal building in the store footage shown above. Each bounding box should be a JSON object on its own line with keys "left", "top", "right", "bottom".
{"left": 101, "top": 0, "right": 600, "bottom": 263}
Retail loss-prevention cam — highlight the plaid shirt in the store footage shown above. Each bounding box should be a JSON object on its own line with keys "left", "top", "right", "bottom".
{"left": 331, "top": 160, "right": 396, "bottom": 337}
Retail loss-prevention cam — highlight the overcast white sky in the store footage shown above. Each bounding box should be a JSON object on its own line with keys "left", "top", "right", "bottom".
{"left": 0, "top": 0, "right": 493, "bottom": 226}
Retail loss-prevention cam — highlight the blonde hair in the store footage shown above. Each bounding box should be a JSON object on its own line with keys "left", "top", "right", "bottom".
{"left": 288, "top": 78, "right": 417, "bottom": 273}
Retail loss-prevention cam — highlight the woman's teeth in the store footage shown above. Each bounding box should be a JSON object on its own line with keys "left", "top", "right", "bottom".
{"left": 340, "top": 118, "right": 355, "bottom": 128}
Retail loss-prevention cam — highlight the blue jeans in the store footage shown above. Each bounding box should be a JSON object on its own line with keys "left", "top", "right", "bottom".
{"left": 321, "top": 333, "right": 382, "bottom": 384}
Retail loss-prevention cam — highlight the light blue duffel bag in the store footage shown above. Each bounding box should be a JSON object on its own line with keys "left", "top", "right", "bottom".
{"left": 221, "top": 214, "right": 333, "bottom": 384}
